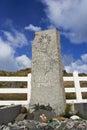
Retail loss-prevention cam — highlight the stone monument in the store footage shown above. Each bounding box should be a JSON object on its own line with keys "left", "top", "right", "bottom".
{"left": 30, "top": 29, "right": 66, "bottom": 114}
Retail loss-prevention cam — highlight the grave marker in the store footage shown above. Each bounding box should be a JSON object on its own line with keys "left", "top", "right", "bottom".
{"left": 30, "top": 29, "right": 66, "bottom": 114}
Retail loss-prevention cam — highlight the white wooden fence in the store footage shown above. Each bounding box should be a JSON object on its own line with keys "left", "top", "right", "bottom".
{"left": 0, "top": 71, "right": 87, "bottom": 105}
{"left": 64, "top": 71, "right": 87, "bottom": 104}
{"left": 0, "top": 74, "right": 31, "bottom": 105}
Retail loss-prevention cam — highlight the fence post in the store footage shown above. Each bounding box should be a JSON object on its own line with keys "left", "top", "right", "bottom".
{"left": 73, "top": 71, "right": 82, "bottom": 102}
{"left": 27, "top": 73, "right": 31, "bottom": 104}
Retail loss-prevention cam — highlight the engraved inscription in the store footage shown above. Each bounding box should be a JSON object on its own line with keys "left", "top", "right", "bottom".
{"left": 38, "top": 34, "right": 51, "bottom": 52}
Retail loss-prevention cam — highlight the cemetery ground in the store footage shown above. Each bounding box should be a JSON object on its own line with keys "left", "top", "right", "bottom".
{"left": 0, "top": 104, "right": 87, "bottom": 130}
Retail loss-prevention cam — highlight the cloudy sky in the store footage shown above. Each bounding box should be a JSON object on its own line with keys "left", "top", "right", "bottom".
{"left": 0, "top": 0, "right": 87, "bottom": 73}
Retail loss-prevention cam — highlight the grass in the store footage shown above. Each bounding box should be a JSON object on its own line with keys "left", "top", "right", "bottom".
{"left": 63, "top": 81, "right": 74, "bottom": 88}
{"left": 0, "top": 68, "right": 31, "bottom": 76}
{"left": 0, "top": 82, "right": 27, "bottom": 88}
{"left": 0, "top": 94, "right": 27, "bottom": 100}
{"left": 66, "top": 93, "right": 76, "bottom": 99}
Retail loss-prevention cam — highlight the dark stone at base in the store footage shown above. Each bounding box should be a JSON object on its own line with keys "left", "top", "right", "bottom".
{"left": 0, "top": 105, "right": 21, "bottom": 125}
{"left": 74, "top": 103, "right": 87, "bottom": 119}
{"left": 26, "top": 113, "right": 34, "bottom": 120}
{"left": 20, "top": 106, "right": 27, "bottom": 114}
{"left": 15, "top": 113, "right": 27, "bottom": 121}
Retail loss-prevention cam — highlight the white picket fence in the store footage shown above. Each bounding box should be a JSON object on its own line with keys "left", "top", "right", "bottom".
{"left": 0, "top": 71, "right": 87, "bottom": 105}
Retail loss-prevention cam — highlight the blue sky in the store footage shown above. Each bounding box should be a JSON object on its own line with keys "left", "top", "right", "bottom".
{"left": 0, "top": 0, "right": 87, "bottom": 73}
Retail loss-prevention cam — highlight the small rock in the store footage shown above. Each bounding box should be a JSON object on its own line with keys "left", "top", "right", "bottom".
{"left": 44, "top": 125, "right": 54, "bottom": 130}
{"left": 77, "top": 122, "right": 87, "bottom": 130}
{"left": 70, "top": 115, "right": 80, "bottom": 120}
{"left": 8, "top": 122, "right": 12, "bottom": 126}
{"left": 38, "top": 122, "right": 47, "bottom": 127}
{"left": 15, "top": 114, "right": 27, "bottom": 121}
{"left": 48, "top": 120, "right": 61, "bottom": 129}
{"left": 56, "top": 116, "right": 66, "bottom": 121}
{"left": 9, "top": 123, "right": 21, "bottom": 129}
{"left": 0, "top": 125, "right": 6, "bottom": 130}
{"left": 2, "top": 126, "right": 10, "bottom": 130}
{"left": 23, "top": 120, "right": 36, "bottom": 129}
{"left": 26, "top": 113, "right": 34, "bottom": 120}
{"left": 20, "top": 106, "right": 27, "bottom": 114}
{"left": 66, "top": 120, "right": 75, "bottom": 129}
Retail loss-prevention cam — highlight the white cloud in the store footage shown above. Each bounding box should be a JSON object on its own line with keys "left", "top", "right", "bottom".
{"left": 42, "top": 0, "right": 87, "bottom": 43}
{"left": 3, "top": 29, "right": 28, "bottom": 48}
{"left": 0, "top": 38, "right": 17, "bottom": 71}
{"left": 81, "top": 54, "right": 87, "bottom": 63}
{"left": 62, "top": 55, "right": 74, "bottom": 66}
{"left": 16, "top": 55, "right": 31, "bottom": 70}
{"left": 64, "top": 53, "right": 87, "bottom": 73}
{"left": 0, "top": 28, "right": 31, "bottom": 71}
{"left": 24, "top": 24, "right": 42, "bottom": 32}
{"left": 0, "top": 38, "right": 14, "bottom": 59}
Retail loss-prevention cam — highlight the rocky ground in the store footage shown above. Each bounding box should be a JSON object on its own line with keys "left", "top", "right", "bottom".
{"left": 1, "top": 117, "right": 87, "bottom": 130}
{"left": 0, "top": 104, "right": 87, "bottom": 130}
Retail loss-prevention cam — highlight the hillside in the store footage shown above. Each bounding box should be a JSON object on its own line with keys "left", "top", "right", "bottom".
{"left": 0, "top": 68, "right": 87, "bottom": 77}
{"left": 0, "top": 68, "right": 31, "bottom": 76}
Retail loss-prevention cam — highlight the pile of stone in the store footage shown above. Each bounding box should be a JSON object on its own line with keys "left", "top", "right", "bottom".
{"left": 1, "top": 116, "right": 87, "bottom": 130}
{"left": 0, "top": 104, "right": 87, "bottom": 130}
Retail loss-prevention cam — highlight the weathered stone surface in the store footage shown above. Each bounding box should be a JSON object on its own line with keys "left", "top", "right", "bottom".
{"left": 74, "top": 103, "right": 87, "bottom": 119}
{"left": 26, "top": 113, "right": 34, "bottom": 120}
{"left": 20, "top": 106, "right": 27, "bottom": 114}
{"left": 15, "top": 114, "right": 27, "bottom": 121}
{"left": 0, "top": 105, "right": 21, "bottom": 125}
{"left": 30, "top": 29, "right": 66, "bottom": 115}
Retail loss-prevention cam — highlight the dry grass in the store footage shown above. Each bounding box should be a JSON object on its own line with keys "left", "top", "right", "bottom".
{"left": 63, "top": 81, "right": 74, "bottom": 88}
{"left": 65, "top": 93, "right": 76, "bottom": 99}
{"left": 0, "top": 94, "right": 27, "bottom": 100}
{"left": 0, "top": 82, "right": 27, "bottom": 88}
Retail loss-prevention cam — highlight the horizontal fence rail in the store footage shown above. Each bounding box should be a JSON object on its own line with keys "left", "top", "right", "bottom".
{"left": 0, "top": 71, "right": 87, "bottom": 105}
{"left": 63, "top": 71, "right": 87, "bottom": 104}
{"left": 0, "top": 74, "right": 31, "bottom": 105}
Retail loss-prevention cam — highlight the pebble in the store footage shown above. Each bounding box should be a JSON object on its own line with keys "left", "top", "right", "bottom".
{"left": 70, "top": 115, "right": 80, "bottom": 120}
{"left": 0, "top": 118, "right": 87, "bottom": 130}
